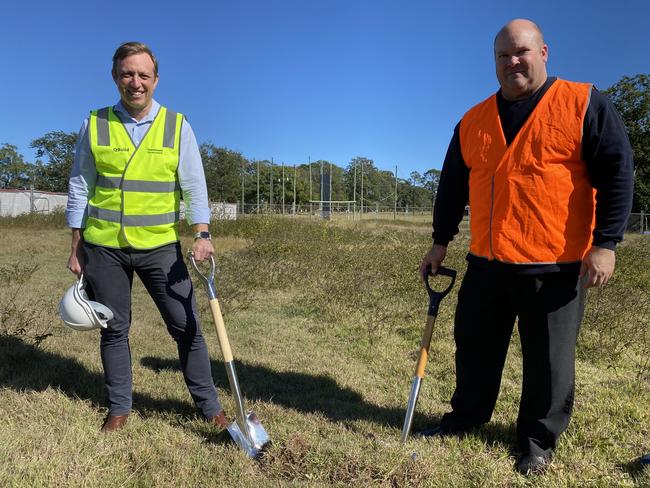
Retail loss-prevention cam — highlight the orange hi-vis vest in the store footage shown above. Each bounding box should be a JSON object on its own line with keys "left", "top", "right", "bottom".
{"left": 459, "top": 79, "right": 596, "bottom": 264}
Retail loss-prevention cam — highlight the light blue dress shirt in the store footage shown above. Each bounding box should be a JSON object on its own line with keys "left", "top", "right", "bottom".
{"left": 66, "top": 99, "right": 211, "bottom": 228}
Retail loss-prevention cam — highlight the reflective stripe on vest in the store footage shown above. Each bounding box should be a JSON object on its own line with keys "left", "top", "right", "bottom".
{"left": 459, "top": 79, "right": 595, "bottom": 264}
{"left": 84, "top": 105, "right": 184, "bottom": 249}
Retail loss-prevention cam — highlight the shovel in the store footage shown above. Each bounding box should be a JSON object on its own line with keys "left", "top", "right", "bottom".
{"left": 400, "top": 265, "right": 456, "bottom": 443}
{"left": 189, "top": 253, "right": 270, "bottom": 458}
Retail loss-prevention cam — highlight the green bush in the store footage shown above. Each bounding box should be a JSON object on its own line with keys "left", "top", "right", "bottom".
{"left": 579, "top": 235, "right": 650, "bottom": 377}
{"left": 0, "top": 208, "right": 66, "bottom": 229}
{"left": 0, "top": 263, "right": 53, "bottom": 346}
{"left": 212, "top": 217, "right": 649, "bottom": 377}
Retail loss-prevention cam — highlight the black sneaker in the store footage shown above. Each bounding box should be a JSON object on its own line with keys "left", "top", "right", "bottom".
{"left": 516, "top": 452, "right": 552, "bottom": 476}
{"left": 416, "top": 425, "right": 452, "bottom": 438}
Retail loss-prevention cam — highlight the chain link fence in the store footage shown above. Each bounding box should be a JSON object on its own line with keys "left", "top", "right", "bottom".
{"left": 626, "top": 212, "right": 650, "bottom": 234}
{"left": 236, "top": 202, "right": 649, "bottom": 235}
{"left": 238, "top": 202, "right": 435, "bottom": 221}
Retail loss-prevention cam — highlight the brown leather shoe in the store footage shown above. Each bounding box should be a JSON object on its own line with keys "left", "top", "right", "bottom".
{"left": 100, "top": 414, "right": 129, "bottom": 433}
{"left": 208, "top": 411, "right": 230, "bottom": 430}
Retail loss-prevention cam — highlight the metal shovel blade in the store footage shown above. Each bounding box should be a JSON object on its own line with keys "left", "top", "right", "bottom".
{"left": 226, "top": 411, "right": 270, "bottom": 458}
{"left": 400, "top": 376, "right": 422, "bottom": 442}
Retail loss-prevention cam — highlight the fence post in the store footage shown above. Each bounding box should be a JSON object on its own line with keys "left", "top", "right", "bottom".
{"left": 641, "top": 210, "right": 645, "bottom": 234}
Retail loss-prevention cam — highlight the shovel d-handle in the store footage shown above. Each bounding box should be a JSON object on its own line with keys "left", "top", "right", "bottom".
{"left": 415, "top": 266, "right": 456, "bottom": 377}
{"left": 424, "top": 265, "right": 456, "bottom": 317}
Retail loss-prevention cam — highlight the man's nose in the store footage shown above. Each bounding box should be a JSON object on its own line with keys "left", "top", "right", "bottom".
{"left": 506, "top": 56, "right": 520, "bottom": 67}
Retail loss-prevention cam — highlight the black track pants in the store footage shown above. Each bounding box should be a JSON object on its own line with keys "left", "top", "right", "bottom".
{"left": 440, "top": 263, "right": 585, "bottom": 456}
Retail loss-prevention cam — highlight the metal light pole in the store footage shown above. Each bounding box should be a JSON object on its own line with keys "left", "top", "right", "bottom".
{"left": 270, "top": 158, "right": 274, "bottom": 209}
{"left": 309, "top": 156, "right": 312, "bottom": 218}
{"left": 353, "top": 159, "right": 357, "bottom": 220}
{"left": 256, "top": 159, "right": 260, "bottom": 213}
{"left": 320, "top": 159, "right": 323, "bottom": 214}
{"left": 394, "top": 164, "right": 398, "bottom": 221}
{"left": 292, "top": 164, "right": 296, "bottom": 216}
{"left": 241, "top": 159, "right": 245, "bottom": 216}
{"left": 281, "top": 161, "right": 285, "bottom": 215}
{"left": 360, "top": 159, "right": 364, "bottom": 219}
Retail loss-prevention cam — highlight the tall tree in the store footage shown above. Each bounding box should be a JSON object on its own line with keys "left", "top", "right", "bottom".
{"left": 200, "top": 143, "right": 246, "bottom": 203}
{"left": 423, "top": 168, "right": 441, "bottom": 196}
{"left": 0, "top": 143, "right": 31, "bottom": 189}
{"left": 30, "top": 131, "right": 78, "bottom": 192}
{"left": 604, "top": 74, "right": 650, "bottom": 211}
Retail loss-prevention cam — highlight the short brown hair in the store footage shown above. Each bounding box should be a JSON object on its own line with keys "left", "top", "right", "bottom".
{"left": 112, "top": 42, "right": 158, "bottom": 77}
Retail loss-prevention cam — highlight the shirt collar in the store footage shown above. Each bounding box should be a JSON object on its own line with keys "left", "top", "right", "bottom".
{"left": 113, "top": 99, "right": 161, "bottom": 124}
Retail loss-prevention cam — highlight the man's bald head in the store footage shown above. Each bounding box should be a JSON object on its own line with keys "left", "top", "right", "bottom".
{"left": 493, "top": 18, "right": 549, "bottom": 100}
{"left": 494, "top": 19, "right": 545, "bottom": 49}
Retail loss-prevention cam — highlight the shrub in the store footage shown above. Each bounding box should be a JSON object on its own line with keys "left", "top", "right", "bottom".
{"left": 0, "top": 263, "right": 54, "bottom": 346}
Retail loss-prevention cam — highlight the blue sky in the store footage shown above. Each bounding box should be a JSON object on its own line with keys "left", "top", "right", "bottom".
{"left": 2, "top": 0, "right": 648, "bottom": 177}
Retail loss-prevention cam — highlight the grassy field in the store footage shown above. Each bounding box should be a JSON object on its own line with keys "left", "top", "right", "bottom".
{"left": 0, "top": 214, "right": 648, "bottom": 487}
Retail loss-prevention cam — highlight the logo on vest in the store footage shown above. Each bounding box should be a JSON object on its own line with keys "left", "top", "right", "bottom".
{"left": 113, "top": 147, "right": 130, "bottom": 152}
{"left": 147, "top": 148, "right": 164, "bottom": 155}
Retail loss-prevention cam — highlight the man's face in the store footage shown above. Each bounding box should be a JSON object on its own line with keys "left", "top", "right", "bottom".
{"left": 494, "top": 24, "right": 548, "bottom": 101}
{"left": 112, "top": 52, "right": 159, "bottom": 117}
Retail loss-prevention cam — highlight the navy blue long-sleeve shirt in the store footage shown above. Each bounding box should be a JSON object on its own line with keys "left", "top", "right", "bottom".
{"left": 432, "top": 77, "right": 634, "bottom": 273}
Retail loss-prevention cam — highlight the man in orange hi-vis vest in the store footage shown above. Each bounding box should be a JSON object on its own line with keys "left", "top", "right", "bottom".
{"left": 419, "top": 19, "right": 634, "bottom": 475}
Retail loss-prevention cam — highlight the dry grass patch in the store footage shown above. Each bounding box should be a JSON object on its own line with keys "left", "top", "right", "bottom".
{"left": 0, "top": 216, "right": 648, "bottom": 487}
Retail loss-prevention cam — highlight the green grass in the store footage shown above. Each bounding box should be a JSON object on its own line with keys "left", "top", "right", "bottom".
{"left": 0, "top": 216, "right": 648, "bottom": 487}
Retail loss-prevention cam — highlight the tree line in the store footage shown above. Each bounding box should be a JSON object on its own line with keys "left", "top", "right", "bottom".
{"left": 1, "top": 74, "right": 647, "bottom": 211}
{"left": 0, "top": 136, "right": 439, "bottom": 209}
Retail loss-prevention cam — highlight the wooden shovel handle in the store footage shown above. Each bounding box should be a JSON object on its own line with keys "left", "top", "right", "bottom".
{"left": 209, "top": 297, "right": 234, "bottom": 363}
{"left": 414, "top": 315, "right": 436, "bottom": 378}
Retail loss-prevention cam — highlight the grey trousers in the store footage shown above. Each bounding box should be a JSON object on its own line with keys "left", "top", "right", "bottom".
{"left": 83, "top": 242, "right": 222, "bottom": 418}
{"left": 440, "top": 263, "right": 586, "bottom": 456}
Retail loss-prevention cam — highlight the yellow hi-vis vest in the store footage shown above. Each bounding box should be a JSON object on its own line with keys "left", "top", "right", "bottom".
{"left": 84, "top": 106, "right": 184, "bottom": 249}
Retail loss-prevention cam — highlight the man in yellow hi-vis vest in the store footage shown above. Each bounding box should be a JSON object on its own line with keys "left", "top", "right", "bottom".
{"left": 65, "top": 42, "right": 228, "bottom": 433}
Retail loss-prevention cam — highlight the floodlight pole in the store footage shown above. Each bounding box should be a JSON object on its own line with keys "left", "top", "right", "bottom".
{"left": 282, "top": 162, "right": 285, "bottom": 214}
{"left": 256, "top": 159, "right": 260, "bottom": 213}
{"left": 394, "top": 164, "right": 398, "bottom": 221}
{"left": 270, "top": 158, "right": 274, "bottom": 209}
{"left": 293, "top": 164, "right": 296, "bottom": 216}
{"left": 329, "top": 161, "right": 333, "bottom": 214}
{"left": 360, "top": 159, "right": 364, "bottom": 219}
{"left": 353, "top": 159, "right": 357, "bottom": 220}
{"left": 309, "top": 156, "right": 312, "bottom": 218}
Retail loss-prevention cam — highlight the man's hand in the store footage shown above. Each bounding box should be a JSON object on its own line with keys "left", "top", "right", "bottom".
{"left": 579, "top": 246, "right": 616, "bottom": 289}
{"left": 419, "top": 244, "right": 447, "bottom": 281}
{"left": 67, "top": 229, "right": 84, "bottom": 278}
{"left": 191, "top": 224, "right": 214, "bottom": 262}
{"left": 191, "top": 237, "right": 214, "bottom": 262}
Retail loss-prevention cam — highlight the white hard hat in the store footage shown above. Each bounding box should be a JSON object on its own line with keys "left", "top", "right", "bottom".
{"left": 58, "top": 274, "right": 113, "bottom": 331}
